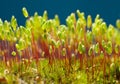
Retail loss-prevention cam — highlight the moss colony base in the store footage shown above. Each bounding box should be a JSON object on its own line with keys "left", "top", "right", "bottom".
{"left": 0, "top": 7, "right": 120, "bottom": 84}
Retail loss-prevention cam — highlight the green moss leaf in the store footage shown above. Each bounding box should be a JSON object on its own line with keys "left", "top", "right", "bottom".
{"left": 22, "top": 7, "right": 29, "bottom": 18}
{"left": 87, "top": 15, "right": 92, "bottom": 28}
{"left": 11, "top": 51, "right": 16, "bottom": 56}
{"left": 78, "top": 42, "right": 86, "bottom": 54}
{"left": 11, "top": 16, "right": 17, "bottom": 31}
{"left": 43, "top": 10, "right": 48, "bottom": 21}
{"left": 95, "top": 43, "right": 99, "bottom": 54}
{"left": 116, "top": 19, "right": 120, "bottom": 29}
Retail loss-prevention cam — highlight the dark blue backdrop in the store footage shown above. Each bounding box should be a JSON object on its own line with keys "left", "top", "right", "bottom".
{"left": 0, "top": 0, "right": 120, "bottom": 26}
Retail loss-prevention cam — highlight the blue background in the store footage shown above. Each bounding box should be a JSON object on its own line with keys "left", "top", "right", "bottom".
{"left": 0, "top": 0, "right": 120, "bottom": 26}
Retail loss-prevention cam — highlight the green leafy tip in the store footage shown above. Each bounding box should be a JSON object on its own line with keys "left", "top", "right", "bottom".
{"left": 22, "top": 7, "right": 29, "bottom": 18}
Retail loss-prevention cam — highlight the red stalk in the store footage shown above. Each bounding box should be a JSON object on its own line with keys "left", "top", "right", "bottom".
{"left": 31, "top": 31, "right": 39, "bottom": 63}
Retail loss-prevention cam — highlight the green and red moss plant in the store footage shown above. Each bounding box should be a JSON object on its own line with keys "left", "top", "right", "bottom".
{"left": 0, "top": 40, "right": 19, "bottom": 65}
{"left": 1, "top": 9, "right": 120, "bottom": 83}
{"left": 31, "top": 30, "right": 40, "bottom": 63}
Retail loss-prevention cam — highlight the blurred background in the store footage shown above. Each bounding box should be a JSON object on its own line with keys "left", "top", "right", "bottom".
{"left": 0, "top": 0, "right": 120, "bottom": 26}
